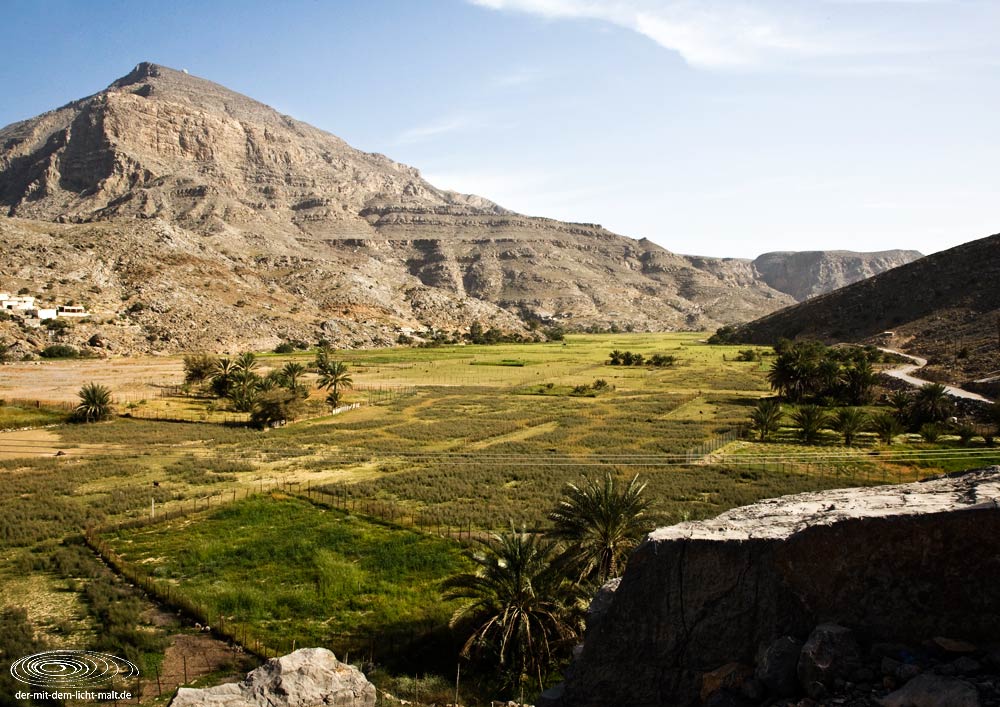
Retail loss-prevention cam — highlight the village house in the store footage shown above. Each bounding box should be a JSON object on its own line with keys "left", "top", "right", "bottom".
{"left": 57, "top": 305, "right": 89, "bottom": 318}
{"left": 0, "top": 289, "right": 90, "bottom": 320}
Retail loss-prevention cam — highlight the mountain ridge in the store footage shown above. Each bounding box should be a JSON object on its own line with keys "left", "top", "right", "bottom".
{"left": 730, "top": 233, "right": 1000, "bottom": 385}
{"left": 0, "top": 63, "right": 917, "bottom": 354}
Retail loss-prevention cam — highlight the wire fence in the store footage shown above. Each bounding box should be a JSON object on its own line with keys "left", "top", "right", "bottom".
{"left": 684, "top": 425, "right": 747, "bottom": 462}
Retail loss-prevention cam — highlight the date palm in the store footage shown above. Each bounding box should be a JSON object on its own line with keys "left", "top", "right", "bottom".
{"left": 211, "top": 356, "right": 236, "bottom": 397}
{"left": 75, "top": 382, "right": 113, "bottom": 422}
{"left": 279, "top": 362, "right": 307, "bottom": 395}
{"left": 443, "top": 527, "right": 577, "bottom": 692}
{"left": 548, "top": 473, "right": 651, "bottom": 584}
{"left": 317, "top": 360, "right": 353, "bottom": 408}
{"left": 749, "top": 398, "right": 782, "bottom": 442}
{"left": 791, "top": 405, "right": 830, "bottom": 445}
{"left": 911, "top": 382, "right": 954, "bottom": 426}
{"left": 870, "top": 411, "right": 903, "bottom": 445}
{"left": 234, "top": 351, "right": 258, "bottom": 374}
{"left": 833, "top": 407, "right": 868, "bottom": 447}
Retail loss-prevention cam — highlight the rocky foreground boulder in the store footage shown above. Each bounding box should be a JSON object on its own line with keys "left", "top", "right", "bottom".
{"left": 544, "top": 467, "right": 1000, "bottom": 707}
{"left": 169, "top": 647, "right": 376, "bottom": 707}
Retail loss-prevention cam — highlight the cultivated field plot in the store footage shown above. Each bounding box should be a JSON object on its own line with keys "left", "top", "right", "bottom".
{"left": 103, "top": 495, "right": 470, "bottom": 664}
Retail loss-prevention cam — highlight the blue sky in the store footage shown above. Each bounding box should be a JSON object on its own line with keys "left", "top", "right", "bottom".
{"left": 3, "top": 0, "right": 998, "bottom": 258}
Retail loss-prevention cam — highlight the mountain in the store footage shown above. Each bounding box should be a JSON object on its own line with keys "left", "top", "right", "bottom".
{"left": 752, "top": 249, "right": 922, "bottom": 301}
{"left": 0, "top": 62, "right": 899, "bottom": 355}
{"left": 730, "top": 234, "right": 1000, "bottom": 385}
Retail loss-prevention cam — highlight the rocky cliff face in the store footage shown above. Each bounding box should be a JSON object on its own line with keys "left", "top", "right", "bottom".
{"left": 0, "top": 63, "right": 803, "bottom": 353}
{"left": 752, "top": 250, "right": 922, "bottom": 301}
{"left": 547, "top": 468, "right": 1000, "bottom": 707}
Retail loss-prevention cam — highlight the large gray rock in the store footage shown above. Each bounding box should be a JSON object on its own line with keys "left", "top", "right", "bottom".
{"left": 169, "top": 648, "right": 376, "bottom": 707}
{"left": 553, "top": 468, "right": 1000, "bottom": 707}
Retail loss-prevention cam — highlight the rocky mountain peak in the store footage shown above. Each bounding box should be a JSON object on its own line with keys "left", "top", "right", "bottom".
{"left": 0, "top": 64, "right": 915, "bottom": 354}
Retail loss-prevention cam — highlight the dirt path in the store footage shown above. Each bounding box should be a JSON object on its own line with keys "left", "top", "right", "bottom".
{"left": 880, "top": 348, "right": 992, "bottom": 402}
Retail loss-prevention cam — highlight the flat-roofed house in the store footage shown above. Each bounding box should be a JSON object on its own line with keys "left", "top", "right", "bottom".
{"left": 57, "top": 305, "right": 89, "bottom": 318}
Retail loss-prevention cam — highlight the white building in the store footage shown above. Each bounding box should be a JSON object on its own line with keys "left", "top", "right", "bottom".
{"left": 4, "top": 296, "right": 35, "bottom": 311}
{"left": 33, "top": 308, "right": 58, "bottom": 320}
{"left": 57, "top": 305, "right": 89, "bottom": 318}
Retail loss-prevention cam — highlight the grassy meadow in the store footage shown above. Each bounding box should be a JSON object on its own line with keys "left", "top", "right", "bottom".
{"left": 2, "top": 332, "right": 998, "bottom": 704}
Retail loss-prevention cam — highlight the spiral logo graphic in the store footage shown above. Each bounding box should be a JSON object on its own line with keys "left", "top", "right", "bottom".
{"left": 10, "top": 650, "right": 139, "bottom": 688}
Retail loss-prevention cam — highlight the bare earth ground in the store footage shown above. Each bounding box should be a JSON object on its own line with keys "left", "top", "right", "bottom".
{"left": 143, "top": 629, "right": 253, "bottom": 704}
{"left": 0, "top": 358, "right": 185, "bottom": 404}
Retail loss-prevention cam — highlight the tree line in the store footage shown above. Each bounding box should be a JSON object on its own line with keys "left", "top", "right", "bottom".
{"left": 750, "top": 339, "right": 997, "bottom": 445}
{"left": 70, "top": 348, "right": 355, "bottom": 429}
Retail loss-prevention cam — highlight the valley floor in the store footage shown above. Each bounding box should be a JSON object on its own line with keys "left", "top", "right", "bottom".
{"left": 2, "top": 333, "right": 998, "bottom": 705}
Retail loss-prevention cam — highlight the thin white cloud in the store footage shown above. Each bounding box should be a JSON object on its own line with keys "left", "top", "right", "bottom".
{"left": 465, "top": 0, "right": 979, "bottom": 72}
{"left": 467, "top": 0, "right": 838, "bottom": 69}
{"left": 395, "top": 115, "right": 475, "bottom": 144}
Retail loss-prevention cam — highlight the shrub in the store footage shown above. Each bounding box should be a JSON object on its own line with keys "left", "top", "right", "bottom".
{"left": 183, "top": 353, "right": 217, "bottom": 384}
{"left": 919, "top": 423, "right": 942, "bottom": 443}
{"left": 251, "top": 390, "right": 303, "bottom": 428}
{"left": 273, "top": 342, "right": 296, "bottom": 354}
{"left": 40, "top": 344, "right": 79, "bottom": 358}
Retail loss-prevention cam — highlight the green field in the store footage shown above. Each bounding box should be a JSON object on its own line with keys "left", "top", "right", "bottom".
{"left": 0, "top": 402, "right": 67, "bottom": 429}
{"left": 104, "top": 495, "right": 470, "bottom": 664}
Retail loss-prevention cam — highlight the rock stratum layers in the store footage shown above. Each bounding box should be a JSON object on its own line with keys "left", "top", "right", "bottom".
{"left": 549, "top": 468, "right": 1000, "bottom": 707}
{"left": 751, "top": 249, "right": 922, "bottom": 302}
{"left": 0, "top": 63, "right": 911, "bottom": 354}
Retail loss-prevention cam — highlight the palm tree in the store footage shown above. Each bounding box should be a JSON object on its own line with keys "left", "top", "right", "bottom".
{"left": 844, "top": 359, "right": 877, "bottom": 405}
{"left": 791, "top": 405, "right": 830, "bottom": 445}
{"left": 816, "top": 357, "right": 843, "bottom": 398}
{"left": 279, "top": 362, "right": 307, "bottom": 395}
{"left": 911, "top": 383, "right": 954, "bottom": 426}
{"left": 234, "top": 351, "right": 258, "bottom": 374}
{"left": 767, "top": 347, "right": 819, "bottom": 402}
{"left": 443, "top": 527, "right": 577, "bottom": 692}
{"left": 75, "top": 383, "right": 113, "bottom": 422}
{"left": 211, "top": 356, "right": 236, "bottom": 397}
{"left": 870, "top": 411, "right": 903, "bottom": 445}
{"left": 548, "top": 473, "right": 651, "bottom": 584}
{"left": 317, "top": 360, "right": 352, "bottom": 409}
{"left": 833, "top": 407, "right": 868, "bottom": 447}
{"left": 749, "top": 398, "right": 783, "bottom": 442}
{"left": 227, "top": 368, "right": 261, "bottom": 412}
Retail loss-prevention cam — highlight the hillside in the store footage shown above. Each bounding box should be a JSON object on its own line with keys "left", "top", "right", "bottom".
{"left": 752, "top": 249, "right": 922, "bottom": 301}
{"left": 731, "top": 233, "right": 1000, "bottom": 385}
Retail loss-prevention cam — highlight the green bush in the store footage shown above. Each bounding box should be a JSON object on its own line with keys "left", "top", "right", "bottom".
{"left": 40, "top": 344, "right": 79, "bottom": 358}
